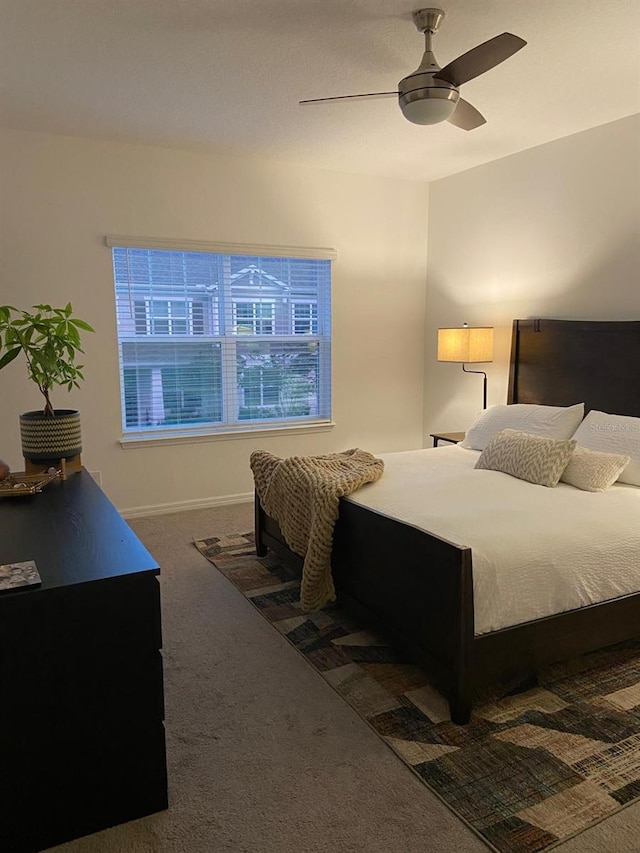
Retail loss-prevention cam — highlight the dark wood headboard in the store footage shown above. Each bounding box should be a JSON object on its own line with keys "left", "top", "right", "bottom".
{"left": 508, "top": 319, "right": 640, "bottom": 417}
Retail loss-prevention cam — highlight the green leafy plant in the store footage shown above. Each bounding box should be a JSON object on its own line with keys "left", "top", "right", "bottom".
{"left": 0, "top": 303, "right": 94, "bottom": 417}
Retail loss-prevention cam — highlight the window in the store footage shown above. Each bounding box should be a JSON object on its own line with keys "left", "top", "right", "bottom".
{"left": 134, "top": 299, "right": 205, "bottom": 336}
{"left": 292, "top": 301, "right": 318, "bottom": 335}
{"left": 110, "top": 243, "right": 332, "bottom": 436}
{"left": 233, "top": 300, "right": 275, "bottom": 335}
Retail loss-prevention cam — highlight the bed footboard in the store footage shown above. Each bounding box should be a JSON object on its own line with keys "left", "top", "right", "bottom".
{"left": 254, "top": 492, "right": 474, "bottom": 723}
{"left": 254, "top": 492, "right": 304, "bottom": 570}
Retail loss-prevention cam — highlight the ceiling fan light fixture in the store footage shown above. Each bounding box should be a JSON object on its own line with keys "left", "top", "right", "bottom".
{"left": 399, "top": 88, "right": 459, "bottom": 126}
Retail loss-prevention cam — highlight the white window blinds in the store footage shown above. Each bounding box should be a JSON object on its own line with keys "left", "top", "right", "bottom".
{"left": 109, "top": 241, "right": 332, "bottom": 437}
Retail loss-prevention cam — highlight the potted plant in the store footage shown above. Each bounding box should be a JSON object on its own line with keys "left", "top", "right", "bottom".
{"left": 0, "top": 303, "right": 94, "bottom": 468}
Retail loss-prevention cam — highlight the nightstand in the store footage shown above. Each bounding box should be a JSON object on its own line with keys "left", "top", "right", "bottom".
{"left": 430, "top": 431, "right": 466, "bottom": 447}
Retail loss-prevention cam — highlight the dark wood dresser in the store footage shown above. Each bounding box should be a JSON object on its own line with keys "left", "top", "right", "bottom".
{"left": 0, "top": 471, "right": 168, "bottom": 852}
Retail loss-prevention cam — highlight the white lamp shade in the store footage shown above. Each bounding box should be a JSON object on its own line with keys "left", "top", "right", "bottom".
{"left": 437, "top": 327, "right": 494, "bottom": 363}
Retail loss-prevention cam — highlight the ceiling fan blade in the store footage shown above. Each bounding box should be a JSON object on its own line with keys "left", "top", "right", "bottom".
{"left": 299, "top": 91, "right": 398, "bottom": 105}
{"left": 447, "top": 98, "right": 486, "bottom": 131}
{"left": 435, "top": 33, "right": 526, "bottom": 87}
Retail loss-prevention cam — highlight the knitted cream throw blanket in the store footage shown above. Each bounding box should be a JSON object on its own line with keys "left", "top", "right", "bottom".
{"left": 250, "top": 448, "right": 384, "bottom": 611}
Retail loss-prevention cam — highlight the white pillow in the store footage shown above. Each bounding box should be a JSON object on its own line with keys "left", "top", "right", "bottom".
{"left": 460, "top": 403, "right": 585, "bottom": 451}
{"left": 560, "top": 446, "right": 631, "bottom": 492}
{"left": 571, "top": 411, "right": 640, "bottom": 486}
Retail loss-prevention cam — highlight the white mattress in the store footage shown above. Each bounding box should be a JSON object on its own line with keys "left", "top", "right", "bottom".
{"left": 345, "top": 445, "right": 640, "bottom": 636}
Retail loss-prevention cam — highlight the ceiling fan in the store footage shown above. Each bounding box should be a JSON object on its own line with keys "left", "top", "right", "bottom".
{"left": 300, "top": 8, "right": 527, "bottom": 130}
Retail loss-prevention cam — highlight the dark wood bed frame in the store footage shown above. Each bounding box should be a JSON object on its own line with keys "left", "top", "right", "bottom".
{"left": 255, "top": 319, "right": 640, "bottom": 724}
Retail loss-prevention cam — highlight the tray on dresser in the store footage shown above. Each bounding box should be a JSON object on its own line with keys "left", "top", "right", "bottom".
{"left": 0, "top": 470, "right": 61, "bottom": 497}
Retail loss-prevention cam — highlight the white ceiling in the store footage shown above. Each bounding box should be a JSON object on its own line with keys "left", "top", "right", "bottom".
{"left": 1, "top": 0, "right": 639, "bottom": 182}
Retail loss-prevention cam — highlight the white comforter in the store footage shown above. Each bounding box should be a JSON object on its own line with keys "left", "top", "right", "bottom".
{"left": 345, "top": 445, "right": 640, "bottom": 636}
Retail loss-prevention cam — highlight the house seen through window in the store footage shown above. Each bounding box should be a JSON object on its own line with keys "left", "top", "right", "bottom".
{"left": 111, "top": 246, "right": 332, "bottom": 435}
{"left": 233, "top": 300, "right": 274, "bottom": 335}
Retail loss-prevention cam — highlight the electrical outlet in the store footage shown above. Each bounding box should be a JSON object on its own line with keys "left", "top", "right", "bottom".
{"left": 89, "top": 470, "right": 102, "bottom": 486}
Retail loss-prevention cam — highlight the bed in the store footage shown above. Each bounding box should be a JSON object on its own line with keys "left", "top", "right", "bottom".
{"left": 254, "top": 318, "right": 640, "bottom": 724}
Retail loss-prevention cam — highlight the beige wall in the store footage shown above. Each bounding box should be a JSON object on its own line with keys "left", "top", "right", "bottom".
{"left": 0, "top": 130, "right": 429, "bottom": 513}
{"left": 3, "top": 116, "right": 638, "bottom": 513}
{"left": 424, "top": 115, "right": 640, "bottom": 437}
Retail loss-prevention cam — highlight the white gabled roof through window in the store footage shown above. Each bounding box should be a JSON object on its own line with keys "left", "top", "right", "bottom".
{"left": 230, "top": 265, "right": 290, "bottom": 292}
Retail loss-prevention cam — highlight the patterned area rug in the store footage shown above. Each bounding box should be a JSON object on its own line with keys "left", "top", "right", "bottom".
{"left": 194, "top": 532, "right": 640, "bottom": 853}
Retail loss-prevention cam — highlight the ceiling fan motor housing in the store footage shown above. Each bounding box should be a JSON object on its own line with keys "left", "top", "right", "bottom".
{"left": 398, "top": 71, "right": 459, "bottom": 125}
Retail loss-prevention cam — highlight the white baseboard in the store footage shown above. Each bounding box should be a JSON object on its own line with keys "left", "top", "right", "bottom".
{"left": 121, "top": 491, "right": 253, "bottom": 519}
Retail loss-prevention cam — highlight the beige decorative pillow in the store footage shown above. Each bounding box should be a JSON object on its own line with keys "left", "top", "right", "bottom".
{"left": 561, "top": 445, "right": 631, "bottom": 492}
{"left": 475, "top": 429, "right": 576, "bottom": 487}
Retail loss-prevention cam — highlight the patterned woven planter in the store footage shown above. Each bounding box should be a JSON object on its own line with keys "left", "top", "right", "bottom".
{"left": 19, "top": 409, "right": 82, "bottom": 461}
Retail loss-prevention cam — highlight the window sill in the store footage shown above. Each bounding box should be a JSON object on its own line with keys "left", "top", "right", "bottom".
{"left": 119, "top": 420, "right": 336, "bottom": 450}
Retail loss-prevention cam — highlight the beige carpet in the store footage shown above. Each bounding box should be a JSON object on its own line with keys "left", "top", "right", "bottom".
{"left": 52, "top": 502, "right": 640, "bottom": 853}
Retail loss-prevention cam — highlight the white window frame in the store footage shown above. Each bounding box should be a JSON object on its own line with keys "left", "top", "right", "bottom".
{"left": 291, "top": 300, "right": 318, "bottom": 335}
{"left": 107, "top": 236, "right": 336, "bottom": 445}
{"left": 135, "top": 298, "right": 203, "bottom": 336}
{"left": 232, "top": 299, "right": 275, "bottom": 335}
